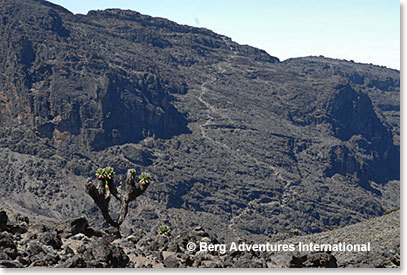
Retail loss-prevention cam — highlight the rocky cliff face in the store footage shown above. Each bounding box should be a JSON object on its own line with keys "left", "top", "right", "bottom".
{"left": 0, "top": 0, "right": 400, "bottom": 247}
{"left": 0, "top": 0, "right": 193, "bottom": 153}
{"left": 323, "top": 84, "right": 399, "bottom": 190}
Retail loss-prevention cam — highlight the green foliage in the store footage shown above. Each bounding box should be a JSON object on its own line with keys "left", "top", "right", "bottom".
{"left": 96, "top": 168, "right": 105, "bottom": 179}
{"left": 95, "top": 167, "right": 115, "bottom": 179}
{"left": 139, "top": 172, "right": 152, "bottom": 185}
{"left": 158, "top": 225, "right": 171, "bottom": 235}
{"left": 129, "top": 169, "right": 137, "bottom": 175}
{"left": 104, "top": 167, "right": 115, "bottom": 179}
{"left": 290, "top": 228, "right": 300, "bottom": 235}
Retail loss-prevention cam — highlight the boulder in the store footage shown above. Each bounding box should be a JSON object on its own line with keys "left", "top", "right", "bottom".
{"left": 38, "top": 231, "right": 63, "bottom": 250}
{"left": 0, "top": 211, "right": 8, "bottom": 231}
{"left": 71, "top": 217, "right": 89, "bottom": 235}
{"left": 289, "top": 252, "right": 338, "bottom": 268}
{"left": 163, "top": 255, "right": 180, "bottom": 268}
{"left": 26, "top": 240, "right": 60, "bottom": 267}
{"left": 60, "top": 254, "right": 87, "bottom": 268}
{"left": 91, "top": 238, "right": 129, "bottom": 268}
{"left": 56, "top": 217, "right": 96, "bottom": 238}
{"left": 0, "top": 232, "right": 17, "bottom": 260}
{"left": 10, "top": 222, "right": 28, "bottom": 235}
{"left": 0, "top": 260, "right": 24, "bottom": 268}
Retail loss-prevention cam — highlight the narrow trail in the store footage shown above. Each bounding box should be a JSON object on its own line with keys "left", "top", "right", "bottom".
{"left": 197, "top": 59, "right": 284, "bottom": 179}
{"left": 195, "top": 56, "right": 300, "bottom": 237}
{"left": 197, "top": 74, "right": 231, "bottom": 151}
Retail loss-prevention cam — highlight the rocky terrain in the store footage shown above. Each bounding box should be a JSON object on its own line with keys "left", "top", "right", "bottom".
{"left": 0, "top": 208, "right": 399, "bottom": 268}
{"left": 0, "top": 0, "right": 400, "bottom": 266}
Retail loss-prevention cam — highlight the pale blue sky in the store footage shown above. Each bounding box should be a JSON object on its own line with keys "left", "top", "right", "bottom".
{"left": 48, "top": 0, "right": 400, "bottom": 69}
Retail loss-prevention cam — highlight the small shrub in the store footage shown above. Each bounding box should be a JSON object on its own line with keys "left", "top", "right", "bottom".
{"left": 139, "top": 172, "right": 152, "bottom": 185}
{"left": 290, "top": 228, "right": 300, "bottom": 235}
{"left": 129, "top": 169, "right": 137, "bottom": 175}
{"left": 158, "top": 226, "right": 171, "bottom": 235}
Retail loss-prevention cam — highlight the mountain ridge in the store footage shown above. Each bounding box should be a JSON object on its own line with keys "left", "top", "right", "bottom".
{"left": 0, "top": 0, "right": 400, "bottom": 248}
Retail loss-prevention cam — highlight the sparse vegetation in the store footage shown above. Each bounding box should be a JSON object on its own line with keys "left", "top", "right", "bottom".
{"left": 139, "top": 172, "right": 152, "bottom": 185}
{"left": 158, "top": 226, "right": 171, "bottom": 235}
{"left": 290, "top": 228, "right": 300, "bottom": 235}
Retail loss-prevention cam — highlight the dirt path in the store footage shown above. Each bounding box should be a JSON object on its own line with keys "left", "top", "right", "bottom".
{"left": 195, "top": 57, "right": 299, "bottom": 238}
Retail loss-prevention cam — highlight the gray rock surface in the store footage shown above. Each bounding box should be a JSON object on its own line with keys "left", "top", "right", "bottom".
{"left": 0, "top": 208, "right": 400, "bottom": 268}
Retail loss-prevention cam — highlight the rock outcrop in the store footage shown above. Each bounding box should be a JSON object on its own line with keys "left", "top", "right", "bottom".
{"left": 0, "top": 208, "right": 400, "bottom": 268}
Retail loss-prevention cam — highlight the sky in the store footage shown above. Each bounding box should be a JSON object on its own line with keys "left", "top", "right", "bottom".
{"left": 48, "top": 0, "right": 400, "bottom": 69}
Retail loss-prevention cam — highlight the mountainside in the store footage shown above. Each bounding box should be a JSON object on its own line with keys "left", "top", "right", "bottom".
{"left": 0, "top": 0, "right": 400, "bottom": 247}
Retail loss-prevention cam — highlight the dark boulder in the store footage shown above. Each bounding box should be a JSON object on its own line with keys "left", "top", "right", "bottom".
{"left": 289, "top": 252, "right": 338, "bottom": 268}
{"left": 38, "top": 231, "right": 63, "bottom": 250}
{"left": 71, "top": 217, "right": 89, "bottom": 235}
{"left": 91, "top": 238, "right": 129, "bottom": 268}
{"left": 56, "top": 217, "right": 97, "bottom": 238}
{"left": 163, "top": 255, "right": 180, "bottom": 268}
{"left": 0, "top": 260, "right": 24, "bottom": 268}
{"left": 60, "top": 254, "right": 87, "bottom": 268}
{"left": 26, "top": 240, "right": 60, "bottom": 267}
{"left": 0, "top": 211, "right": 8, "bottom": 231}
{"left": 10, "top": 222, "right": 28, "bottom": 235}
{"left": 0, "top": 232, "right": 17, "bottom": 260}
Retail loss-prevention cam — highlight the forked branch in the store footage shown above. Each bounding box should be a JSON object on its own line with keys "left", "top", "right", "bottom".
{"left": 85, "top": 167, "right": 152, "bottom": 230}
